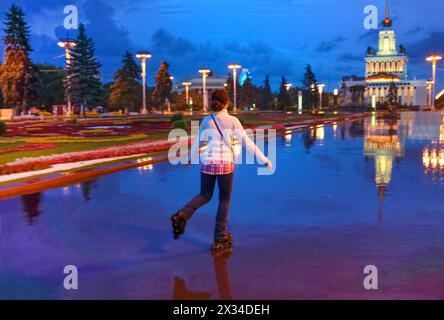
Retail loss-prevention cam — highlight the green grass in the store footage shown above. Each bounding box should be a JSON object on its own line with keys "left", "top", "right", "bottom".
{"left": 0, "top": 133, "right": 169, "bottom": 164}
{"left": 0, "top": 142, "right": 24, "bottom": 151}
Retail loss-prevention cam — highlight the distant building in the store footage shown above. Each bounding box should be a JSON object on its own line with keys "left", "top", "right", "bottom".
{"left": 436, "top": 89, "right": 444, "bottom": 110}
{"left": 342, "top": 0, "right": 428, "bottom": 107}
{"left": 174, "top": 75, "right": 227, "bottom": 93}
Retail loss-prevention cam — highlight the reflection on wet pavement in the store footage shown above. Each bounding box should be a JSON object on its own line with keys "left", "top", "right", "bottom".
{"left": 2, "top": 112, "right": 444, "bottom": 299}
{"left": 173, "top": 251, "right": 232, "bottom": 300}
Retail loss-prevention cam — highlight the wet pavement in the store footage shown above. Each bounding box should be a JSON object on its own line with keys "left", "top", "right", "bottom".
{"left": 1, "top": 112, "right": 444, "bottom": 300}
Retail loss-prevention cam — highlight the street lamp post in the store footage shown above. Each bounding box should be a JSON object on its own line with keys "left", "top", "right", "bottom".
{"left": 333, "top": 88, "right": 339, "bottom": 107}
{"left": 427, "top": 80, "right": 434, "bottom": 109}
{"left": 426, "top": 54, "right": 442, "bottom": 110}
{"left": 199, "top": 68, "right": 211, "bottom": 112}
{"left": 285, "top": 83, "right": 293, "bottom": 108}
{"left": 298, "top": 91, "right": 303, "bottom": 114}
{"left": 58, "top": 39, "right": 77, "bottom": 116}
{"left": 182, "top": 82, "right": 192, "bottom": 107}
{"left": 136, "top": 51, "right": 152, "bottom": 115}
{"left": 317, "top": 84, "right": 325, "bottom": 110}
{"left": 228, "top": 64, "right": 241, "bottom": 113}
{"left": 167, "top": 76, "right": 174, "bottom": 113}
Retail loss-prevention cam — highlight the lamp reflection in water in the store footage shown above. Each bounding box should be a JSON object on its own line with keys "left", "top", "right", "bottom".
{"left": 364, "top": 118, "right": 404, "bottom": 222}
{"left": 137, "top": 157, "right": 154, "bottom": 172}
{"left": 62, "top": 186, "right": 71, "bottom": 196}
{"left": 316, "top": 125, "right": 325, "bottom": 146}
{"left": 284, "top": 130, "right": 292, "bottom": 146}
{"left": 423, "top": 145, "right": 444, "bottom": 183}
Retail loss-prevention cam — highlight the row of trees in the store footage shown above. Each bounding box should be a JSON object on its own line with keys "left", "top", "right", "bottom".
{"left": 0, "top": 5, "right": 102, "bottom": 114}
{"left": 0, "top": 4, "right": 324, "bottom": 114}
{"left": 107, "top": 56, "right": 322, "bottom": 111}
{"left": 222, "top": 65, "right": 319, "bottom": 110}
{"left": 0, "top": 4, "right": 176, "bottom": 114}
{"left": 339, "top": 81, "right": 399, "bottom": 108}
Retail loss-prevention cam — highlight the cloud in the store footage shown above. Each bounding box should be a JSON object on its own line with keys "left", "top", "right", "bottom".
{"left": 407, "top": 31, "right": 444, "bottom": 63}
{"left": 148, "top": 28, "right": 297, "bottom": 87}
{"left": 315, "top": 37, "right": 346, "bottom": 52}
{"left": 151, "top": 28, "right": 196, "bottom": 56}
{"left": 54, "top": 0, "right": 135, "bottom": 80}
{"left": 338, "top": 53, "right": 362, "bottom": 62}
{"left": 404, "top": 26, "right": 424, "bottom": 36}
{"left": 357, "top": 29, "right": 378, "bottom": 43}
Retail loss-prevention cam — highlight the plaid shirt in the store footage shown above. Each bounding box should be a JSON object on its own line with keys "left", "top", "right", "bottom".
{"left": 191, "top": 110, "right": 269, "bottom": 176}
{"left": 201, "top": 161, "right": 235, "bottom": 175}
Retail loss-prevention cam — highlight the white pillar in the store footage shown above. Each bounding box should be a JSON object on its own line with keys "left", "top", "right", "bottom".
{"left": 413, "top": 87, "right": 417, "bottom": 106}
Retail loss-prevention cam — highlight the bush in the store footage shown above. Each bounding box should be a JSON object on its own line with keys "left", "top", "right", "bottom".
{"left": 170, "top": 113, "right": 184, "bottom": 123}
{"left": 38, "top": 111, "right": 53, "bottom": 117}
{"left": 66, "top": 118, "right": 77, "bottom": 125}
{"left": 173, "top": 119, "right": 187, "bottom": 130}
{"left": 86, "top": 111, "right": 99, "bottom": 118}
{"left": 0, "top": 120, "right": 6, "bottom": 135}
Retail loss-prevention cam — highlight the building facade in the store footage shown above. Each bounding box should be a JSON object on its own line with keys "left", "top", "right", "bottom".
{"left": 343, "top": 1, "right": 428, "bottom": 107}
{"left": 174, "top": 75, "right": 227, "bottom": 93}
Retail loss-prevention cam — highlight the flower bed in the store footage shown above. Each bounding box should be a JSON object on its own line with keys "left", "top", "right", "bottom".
{"left": 0, "top": 162, "right": 51, "bottom": 175}
{"left": 1, "top": 139, "right": 183, "bottom": 175}
{"left": 0, "top": 133, "right": 148, "bottom": 144}
{"left": 3, "top": 119, "right": 173, "bottom": 138}
{"left": 0, "top": 143, "right": 58, "bottom": 155}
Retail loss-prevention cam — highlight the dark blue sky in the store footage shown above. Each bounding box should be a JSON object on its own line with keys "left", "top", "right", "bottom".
{"left": 1, "top": 0, "right": 443, "bottom": 91}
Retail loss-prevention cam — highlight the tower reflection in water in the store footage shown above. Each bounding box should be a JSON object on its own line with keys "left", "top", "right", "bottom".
{"left": 364, "top": 116, "right": 404, "bottom": 222}
{"left": 173, "top": 251, "right": 232, "bottom": 300}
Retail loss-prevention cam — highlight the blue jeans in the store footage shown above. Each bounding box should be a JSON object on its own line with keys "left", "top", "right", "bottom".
{"left": 182, "top": 173, "right": 234, "bottom": 241}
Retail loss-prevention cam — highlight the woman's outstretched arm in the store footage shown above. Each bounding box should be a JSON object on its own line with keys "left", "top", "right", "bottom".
{"left": 233, "top": 117, "right": 272, "bottom": 169}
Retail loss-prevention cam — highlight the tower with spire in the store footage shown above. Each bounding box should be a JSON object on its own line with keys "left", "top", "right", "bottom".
{"left": 366, "top": 0, "right": 407, "bottom": 82}
{"left": 378, "top": 0, "right": 397, "bottom": 56}
{"left": 382, "top": 0, "right": 392, "bottom": 28}
{"left": 342, "top": 0, "right": 428, "bottom": 108}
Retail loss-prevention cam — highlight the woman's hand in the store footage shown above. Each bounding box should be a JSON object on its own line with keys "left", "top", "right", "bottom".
{"left": 266, "top": 160, "right": 273, "bottom": 171}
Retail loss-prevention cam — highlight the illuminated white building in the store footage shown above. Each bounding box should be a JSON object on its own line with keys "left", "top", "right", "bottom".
{"left": 174, "top": 75, "right": 227, "bottom": 93}
{"left": 343, "top": 1, "right": 428, "bottom": 107}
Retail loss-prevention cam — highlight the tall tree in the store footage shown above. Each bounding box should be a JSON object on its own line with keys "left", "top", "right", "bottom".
{"left": 65, "top": 23, "right": 102, "bottom": 113}
{"left": 387, "top": 81, "right": 398, "bottom": 107}
{"left": 108, "top": 51, "right": 142, "bottom": 112}
{"left": 226, "top": 72, "right": 234, "bottom": 99}
{"left": 339, "top": 80, "right": 349, "bottom": 105}
{"left": 302, "top": 64, "right": 318, "bottom": 110}
{"left": 0, "top": 65, "right": 3, "bottom": 107}
{"left": 37, "top": 64, "right": 65, "bottom": 110}
{"left": 152, "top": 61, "right": 172, "bottom": 110}
{"left": 277, "top": 76, "right": 291, "bottom": 108}
{"left": 349, "top": 85, "right": 366, "bottom": 105}
{"left": 3, "top": 4, "right": 31, "bottom": 53}
{"left": 261, "top": 74, "right": 273, "bottom": 109}
{"left": 239, "top": 77, "right": 255, "bottom": 108}
{"left": 0, "top": 5, "right": 41, "bottom": 113}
